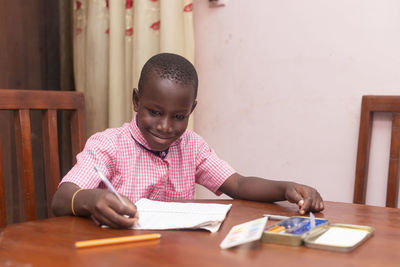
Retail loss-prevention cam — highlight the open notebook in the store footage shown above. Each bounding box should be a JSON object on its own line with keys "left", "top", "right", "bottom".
{"left": 132, "top": 198, "right": 232, "bottom": 233}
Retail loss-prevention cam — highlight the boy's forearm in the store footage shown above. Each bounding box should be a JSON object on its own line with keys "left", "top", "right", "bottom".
{"left": 220, "top": 174, "right": 290, "bottom": 202}
{"left": 237, "top": 177, "right": 291, "bottom": 202}
{"left": 51, "top": 182, "right": 81, "bottom": 216}
{"left": 239, "top": 177, "right": 290, "bottom": 202}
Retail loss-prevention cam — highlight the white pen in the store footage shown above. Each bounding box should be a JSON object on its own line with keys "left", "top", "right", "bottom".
{"left": 263, "top": 214, "right": 290, "bottom": 220}
{"left": 94, "top": 165, "right": 127, "bottom": 206}
{"left": 309, "top": 211, "right": 316, "bottom": 229}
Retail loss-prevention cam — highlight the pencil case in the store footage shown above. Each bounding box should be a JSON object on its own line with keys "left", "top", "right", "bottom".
{"left": 262, "top": 216, "right": 374, "bottom": 252}
{"left": 262, "top": 216, "right": 329, "bottom": 246}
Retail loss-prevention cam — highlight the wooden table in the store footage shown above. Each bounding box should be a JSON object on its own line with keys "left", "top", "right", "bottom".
{"left": 0, "top": 200, "right": 399, "bottom": 267}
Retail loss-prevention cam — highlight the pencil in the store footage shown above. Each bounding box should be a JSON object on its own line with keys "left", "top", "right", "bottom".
{"left": 75, "top": 233, "right": 161, "bottom": 248}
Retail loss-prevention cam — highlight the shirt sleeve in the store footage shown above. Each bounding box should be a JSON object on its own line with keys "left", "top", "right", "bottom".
{"left": 195, "top": 136, "right": 236, "bottom": 195}
{"left": 60, "top": 132, "right": 117, "bottom": 189}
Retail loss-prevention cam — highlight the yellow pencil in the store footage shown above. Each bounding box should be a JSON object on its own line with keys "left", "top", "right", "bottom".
{"left": 75, "top": 233, "right": 161, "bottom": 248}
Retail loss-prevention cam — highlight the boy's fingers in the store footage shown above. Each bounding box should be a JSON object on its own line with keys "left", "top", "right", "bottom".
{"left": 133, "top": 210, "right": 139, "bottom": 220}
{"left": 122, "top": 207, "right": 137, "bottom": 218}
{"left": 315, "top": 199, "right": 324, "bottom": 212}
{"left": 297, "top": 199, "right": 305, "bottom": 215}
{"left": 92, "top": 212, "right": 120, "bottom": 229}
{"left": 127, "top": 203, "right": 139, "bottom": 218}
{"left": 99, "top": 202, "right": 137, "bottom": 228}
{"left": 109, "top": 195, "right": 135, "bottom": 216}
{"left": 311, "top": 198, "right": 318, "bottom": 211}
{"left": 300, "top": 197, "right": 312, "bottom": 214}
{"left": 309, "top": 193, "right": 325, "bottom": 211}
{"left": 90, "top": 215, "right": 101, "bottom": 226}
{"left": 119, "top": 196, "right": 138, "bottom": 218}
{"left": 310, "top": 191, "right": 324, "bottom": 212}
{"left": 291, "top": 184, "right": 325, "bottom": 214}
{"left": 109, "top": 209, "right": 137, "bottom": 228}
{"left": 287, "top": 187, "right": 303, "bottom": 204}
{"left": 106, "top": 213, "right": 136, "bottom": 229}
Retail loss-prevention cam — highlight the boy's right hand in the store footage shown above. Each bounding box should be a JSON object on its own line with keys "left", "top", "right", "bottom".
{"left": 86, "top": 189, "right": 139, "bottom": 229}
{"left": 51, "top": 182, "right": 138, "bottom": 229}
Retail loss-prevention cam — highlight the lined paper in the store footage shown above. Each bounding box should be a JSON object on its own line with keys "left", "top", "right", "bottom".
{"left": 132, "top": 198, "right": 232, "bottom": 233}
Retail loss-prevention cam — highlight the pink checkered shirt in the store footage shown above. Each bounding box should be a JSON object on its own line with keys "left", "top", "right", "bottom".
{"left": 60, "top": 115, "right": 236, "bottom": 202}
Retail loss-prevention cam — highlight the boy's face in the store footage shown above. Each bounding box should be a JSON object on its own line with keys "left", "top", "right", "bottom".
{"left": 133, "top": 71, "right": 197, "bottom": 151}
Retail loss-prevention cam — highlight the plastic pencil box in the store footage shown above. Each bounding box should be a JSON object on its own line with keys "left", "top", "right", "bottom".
{"left": 261, "top": 216, "right": 374, "bottom": 252}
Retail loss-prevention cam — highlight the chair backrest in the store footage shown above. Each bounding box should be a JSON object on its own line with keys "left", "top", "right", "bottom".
{"left": 0, "top": 89, "right": 86, "bottom": 227}
{"left": 354, "top": 95, "right": 400, "bottom": 208}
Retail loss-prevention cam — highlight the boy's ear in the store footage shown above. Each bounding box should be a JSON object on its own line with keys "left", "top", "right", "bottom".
{"left": 132, "top": 88, "right": 140, "bottom": 112}
{"left": 190, "top": 100, "right": 197, "bottom": 114}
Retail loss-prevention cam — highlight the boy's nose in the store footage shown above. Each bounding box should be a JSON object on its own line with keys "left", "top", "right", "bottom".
{"left": 157, "top": 117, "right": 173, "bottom": 133}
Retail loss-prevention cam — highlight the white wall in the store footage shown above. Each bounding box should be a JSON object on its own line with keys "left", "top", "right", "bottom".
{"left": 192, "top": 0, "right": 400, "bottom": 206}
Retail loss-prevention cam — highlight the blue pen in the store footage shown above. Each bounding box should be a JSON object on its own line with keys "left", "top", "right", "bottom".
{"left": 94, "top": 165, "right": 127, "bottom": 206}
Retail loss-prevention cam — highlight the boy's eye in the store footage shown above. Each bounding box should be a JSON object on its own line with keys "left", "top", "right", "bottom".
{"left": 174, "top": 114, "right": 185, "bottom": 120}
{"left": 149, "top": 109, "right": 161, "bottom": 116}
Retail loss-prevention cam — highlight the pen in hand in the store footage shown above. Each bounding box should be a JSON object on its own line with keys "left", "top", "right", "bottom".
{"left": 93, "top": 165, "right": 127, "bottom": 206}
{"left": 93, "top": 165, "right": 138, "bottom": 226}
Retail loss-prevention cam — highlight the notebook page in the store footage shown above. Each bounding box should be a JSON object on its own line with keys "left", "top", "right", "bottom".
{"left": 132, "top": 199, "right": 232, "bottom": 233}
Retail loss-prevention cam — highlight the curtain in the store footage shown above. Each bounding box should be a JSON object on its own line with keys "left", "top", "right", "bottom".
{"left": 72, "top": 0, "right": 195, "bottom": 136}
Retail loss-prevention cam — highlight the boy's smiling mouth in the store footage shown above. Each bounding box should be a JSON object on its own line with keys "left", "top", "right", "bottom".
{"left": 146, "top": 131, "right": 177, "bottom": 151}
{"left": 149, "top": 131, "right": 175, "bottom": 143}
{"left": 149, "top": 131, "right": 175, "bottom": 140}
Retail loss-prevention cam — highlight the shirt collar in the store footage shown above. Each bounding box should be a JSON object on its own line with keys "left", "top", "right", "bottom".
{"left": 128, "top": 114, "right": 183, "bottom": 152}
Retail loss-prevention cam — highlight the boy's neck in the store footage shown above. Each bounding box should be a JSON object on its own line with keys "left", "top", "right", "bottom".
{"left": 139, "top": 143, "right": 169, "bottom": 159}
{"left": 131, "top": 134, "right": 169, "bottom": 159}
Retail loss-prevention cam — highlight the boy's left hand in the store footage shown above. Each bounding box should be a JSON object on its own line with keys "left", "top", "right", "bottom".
{"left": 284, "top": 183, "right": 324, "bottom": 214}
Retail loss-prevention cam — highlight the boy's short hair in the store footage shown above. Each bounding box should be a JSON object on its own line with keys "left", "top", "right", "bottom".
{"left": 138, "top": 53, "right": 198, "bottom": 99}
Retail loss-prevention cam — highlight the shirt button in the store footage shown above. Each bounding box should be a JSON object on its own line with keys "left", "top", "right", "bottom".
{"left": 161, "top": 151, "right": 166, "bottom": 158}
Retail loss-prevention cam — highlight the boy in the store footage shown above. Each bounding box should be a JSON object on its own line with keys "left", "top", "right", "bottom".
{"left": 52, "top": 53, "right": 324, "bottom": 229}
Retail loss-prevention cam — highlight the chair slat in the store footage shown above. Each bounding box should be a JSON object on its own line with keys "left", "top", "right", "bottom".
{"left": 14, "top": 109, "right": 36, "bottom": 221}
{"left": 354, "top": 97, "right": 373, "bottom": 205}
{"left": 42, "top": 109, "right": 60, "bottom": 217}
{"left": 387, "top": 114, "right": 400, "bottom": 207}
{"left": 0, "top": 138, "right": 6, "bottom": 228}
{"left": 70, "top": 109, "right": 86, "bottom": 165}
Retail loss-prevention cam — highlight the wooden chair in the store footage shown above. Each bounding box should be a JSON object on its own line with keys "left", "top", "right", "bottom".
{"left": 0, "top": 89, "right": 86, "bottom": 227}
{"left": 354, "top": 95, "right": 400, "bottom": 208}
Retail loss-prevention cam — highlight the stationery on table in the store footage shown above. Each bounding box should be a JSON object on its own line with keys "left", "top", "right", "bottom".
{"left": 75, "top": 233, "right": 161, "bottom": 249}
{"left": 263, "top": 214, "right": 290, "bottom": 221}
{"left": 304, "top": 224, "right": 373, "bottom": 252}
{"left": 220, "top": 217, "right": 268, "bottom": 249}
{"left": 132, "top": 198, "right": 232, "bottom": 233}
{"left": 262, "top": 213, "right": 374, "bottom": 252}
{"left": 312, "top": 226, "right": 369, "bottom": 247}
